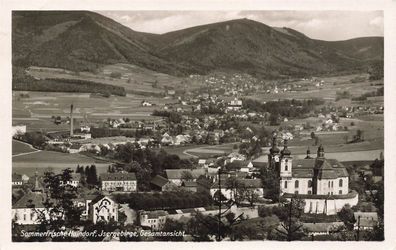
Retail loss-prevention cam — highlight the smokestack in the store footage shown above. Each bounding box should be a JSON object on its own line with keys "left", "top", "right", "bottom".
{"left": 70, "top": 104, "right": 74, "bottom": 137}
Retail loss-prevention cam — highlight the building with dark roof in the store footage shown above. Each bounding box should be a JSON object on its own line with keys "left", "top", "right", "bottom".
{"left": 100, "top": 172, "right": 137, "bottom": 192}
{"left": 268, "top": 139, "right": 358, "bottom": 215}
{"left": 12, "top": 173, "right": 49, "bottom": 225}
{"left": 165, "top": 168, "right": 207, "bottom": 186}
{"left": 150, "top": 175, "right": 177, "bottom": 191}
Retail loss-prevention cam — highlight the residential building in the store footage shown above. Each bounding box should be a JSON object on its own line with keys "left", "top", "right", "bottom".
{"left": 139, "top": 210, "right": 168, "bottom": 230}
{"left": 12, "top": 173, "right": 23, "bottom": 186}
{"left": 165, "top": 168, "right": 207, "bottom": 186}
{"left": 100, "top": 172, "right": 137, "bottom": 192}
{"left": 150, "top": 175, "right": 178, "bottom": 192}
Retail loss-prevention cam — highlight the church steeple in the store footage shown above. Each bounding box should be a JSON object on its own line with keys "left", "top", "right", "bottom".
{"left": 317, "top": 145, "right": 325, "bottom": 158}
{"left": 281, "top": 139, "right": 291, "bottom": 157}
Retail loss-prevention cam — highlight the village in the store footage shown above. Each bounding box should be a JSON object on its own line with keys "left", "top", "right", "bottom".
{"left": 11, "top": 71, "right": 384, "bottom": 241}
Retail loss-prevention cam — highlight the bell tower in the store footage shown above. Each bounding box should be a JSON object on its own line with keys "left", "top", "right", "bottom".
{"left": 268, "top": 132, "right": 281, "bottom": 172}
{"left": 280, "top": 139, "right": 292, "bottom": 178}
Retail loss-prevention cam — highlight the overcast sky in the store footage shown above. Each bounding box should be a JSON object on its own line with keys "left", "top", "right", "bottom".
{"left": 98, "top": 10, "right": 383, "bottom": 41}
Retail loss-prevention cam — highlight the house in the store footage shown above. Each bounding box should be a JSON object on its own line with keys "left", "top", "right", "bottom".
{"left": 150, "top": 175, "right": 178, "bottom": 192}
{"left": 60, "top": 173, "right": 80, "bottom": 187}
{"left": 68, "top": 144, "right": 82, "bottom": 154}
{"left": 12, "top": 175, "right": 48, "bottom": 225}
{"left": 209, "top": 178, "right": 264, "bottom": 200}
{"left": 354, "top": 212, "right": 378, "bottom": 230}
{"left": 227, "top": 98, "right": 242, "bottom": 111}
{"left": 73, "top": 194, "right": 98, "bottom": 220}
{"left": 181, "top": 181, "right": 198, "bottom": 192}
{"left": 139, "top": 210, "right": 168, "bottom": 230}
{"left": 100, "top": 172, "right": 137, "bottom": 192}
{"left": 165, "top": 169, "right": 207, "bottom": 186}
{"left": 12, "top": 173, "right": 23, "bottom": 186}
{"left": 88, "top": 195, "right": 118, "bottom": 224}
{"left": 12, "top": 125, "right": 26, "bottom": 137}
{"left": 141, "top": 100, "right": 153, "bottom": 107}
{"left": 303, "top": 222, "right": 344, "bottom": 236}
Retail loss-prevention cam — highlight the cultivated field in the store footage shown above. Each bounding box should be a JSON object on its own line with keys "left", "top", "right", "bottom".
{"left": 247, "top": 74, "right": 383, "bottom": 102}
{"left": 12, "top": 150, "right": 111, "bottom": 175}
{"left": 12, "top": 140, "right": 38, "bottom": 155}
{"left": 13, "top": 90, "right": 174, "bottom": 132}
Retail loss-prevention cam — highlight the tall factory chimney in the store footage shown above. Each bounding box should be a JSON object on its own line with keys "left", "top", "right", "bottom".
{"left": 70, "top": 104, "right": 74, "bottom": 137}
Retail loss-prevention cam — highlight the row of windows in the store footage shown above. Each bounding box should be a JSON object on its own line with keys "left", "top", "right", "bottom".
{"left": 284, "top": 179, "right": 343, "bottom": 188}
{"left": 293, "top": 190, "right": 343, "bottom": 195}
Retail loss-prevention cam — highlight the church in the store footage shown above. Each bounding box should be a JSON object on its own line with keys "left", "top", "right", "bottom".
{"left": 268, "top": 137, "right": 359, "bottom": 215}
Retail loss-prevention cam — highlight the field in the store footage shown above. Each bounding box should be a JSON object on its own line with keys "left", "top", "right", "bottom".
{"left": 161, "top": 143, "right": 238, "bottom": 159}
{"left": 26, "top": 64, "right": 204, "bottom": 95}
{"left": 12, "top": 140, "right": 38, "bottom": 155}
{"left": 247, "top": 74, "right": 383, "bottom": 102}
{"left": 12, "top": 90, "right": 175, "bottom": 132}
{"left": 12, "top": 150, "right": 111, "bottom": 175}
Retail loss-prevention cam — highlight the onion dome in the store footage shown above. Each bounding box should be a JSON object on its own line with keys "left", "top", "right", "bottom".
{"left": 281, "top": 139, "right": 291, "bottom": 156}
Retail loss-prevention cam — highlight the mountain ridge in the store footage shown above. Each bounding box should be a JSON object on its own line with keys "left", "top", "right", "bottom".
{"left": 12, "top": 11, "right": 384, "bottom": 78}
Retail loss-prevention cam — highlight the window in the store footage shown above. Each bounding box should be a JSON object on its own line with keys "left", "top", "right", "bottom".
{"left": 331, "top": 181, "right": 334, "bottom": 188}
{"left": 285, "top": 164, "right": 288, "bottom": 171}
{"left": 328, "top": 182, "right": 330, "bottom": 188}
{"left": 284, "top": 181, "right": 287, "bottom": 188}
{"left": 308, "top": 190, "right": 312, "bottom": 195}
{"left": 308, "top": 180, "right": 312, "bottom": 188}
{"left": 339, "top": 190, "right": 342, "bottom": 195}
{"left": 295, "top": 180, "right": 299, "bottom": 188}
{"left": 295, "top": 191, "right": 299, "bottom": 194}
{"left": 339, "top": 179, "right": 343, "bottom": 187}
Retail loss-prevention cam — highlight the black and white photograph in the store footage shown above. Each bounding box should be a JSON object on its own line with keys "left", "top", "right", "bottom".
{"left": 1, "top": 0, "right": 396, "bottom": 247}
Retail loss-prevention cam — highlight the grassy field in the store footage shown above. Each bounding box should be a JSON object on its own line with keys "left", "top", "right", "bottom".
{"left": 12, "top": 150, "right": 111, "bottom": 175}
{"left": 12, "top": 90, "right": 174, "bottom": 132}
{"left": 247, "top": 74, "right": 382, "bottom": 102}
{"left": 26, "top": 64, "right": 204, "bottom": 95}
{"left": 12, "top": 140, "right": 38, "bottom": 155}
{"left": 161, "top": 143, "right": 238, "bottom": 159}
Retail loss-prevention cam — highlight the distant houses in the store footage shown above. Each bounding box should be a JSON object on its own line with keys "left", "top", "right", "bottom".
{"left": 165, "top": 168, "right": 207, "bottom": 186}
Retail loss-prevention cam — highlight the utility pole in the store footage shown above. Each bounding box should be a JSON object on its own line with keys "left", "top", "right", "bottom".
{"left": 356, "top": 215, "right": 361, "bottom": 241}
{"left": 287, "top": 198, "right": 293, "bottom": 241}
{"left": 217, "top": 167, "right": 222, "bottom": 241}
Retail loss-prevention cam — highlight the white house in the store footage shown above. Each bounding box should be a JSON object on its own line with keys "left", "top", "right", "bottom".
{"left": 100, "top": 172, "right": 137, "bottom": 192}
{"left": 88, "top": 195, "right": 118, "bottom": 224}
{"left": 139, "top": 210, "right": 168, "bottom": 230}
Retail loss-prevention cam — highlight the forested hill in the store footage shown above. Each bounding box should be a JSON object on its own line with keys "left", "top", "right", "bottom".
{"left": 13, "top": 11, "right": 383, "bottom": 78}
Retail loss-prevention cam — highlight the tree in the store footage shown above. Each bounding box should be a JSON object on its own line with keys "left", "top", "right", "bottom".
{"left": 337, "top": 204, "right": 356, "bottom": 231}
{"left": 38, "top": 168, "right": 83, "bottom": 236}
{"left": 181, "top": 171, "right": 194, "bottom": 182}
{"left": 245, "top": 189, "right": 260, "bottom": 207}
{"left": 271, "top": 198, "right": 306, "bottom": 241}
{"left": 156, "top": 219, "right": 185, "bottom": 241}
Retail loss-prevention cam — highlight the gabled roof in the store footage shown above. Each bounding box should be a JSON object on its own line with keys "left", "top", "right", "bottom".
{"left": 12, "top": 173, "right": 22, "bottom": 181}
{"left": 150, "top": 175, "right": 169, "bottom": 187}
{"left": 13, "top": 191, "right": 45, "bottom": 209}
{"left": 100, "top": 172, "right": 136, "bottom": 181}
{"left": 90, "top": 195, "right": 115, "bottom": 205}
{"left": 292, "top": 158, "right": 348, "bottom": 179}
{"left": 182, "top": 181, "right": 198, "bottom": 187}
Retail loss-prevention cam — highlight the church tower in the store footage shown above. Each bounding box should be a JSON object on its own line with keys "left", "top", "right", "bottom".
{"left": 268, "top": 132, "right": 281, "bottom": 172}
{"left": 280, "top": 139, "right": 292, "bottom": 178}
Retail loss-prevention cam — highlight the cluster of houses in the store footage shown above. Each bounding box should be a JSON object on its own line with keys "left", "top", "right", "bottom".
{"left": 12, "top": 173, "right": 119, "bottom": 225}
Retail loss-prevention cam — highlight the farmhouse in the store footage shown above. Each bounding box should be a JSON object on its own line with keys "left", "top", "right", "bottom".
{"left": 139, "top": 210, "right": 168, "bottom": 230}
{"left": 100, "top": 172, "right": 137, "bottom": 192}
{"left": 150, "top": 175, "right": 177, "bottom": 191}
{"left": 12, "top": 173, "right": 23, "bottom": 186}
{"left": 165, "top": 168, "right": 207, "bottom": 186}
{"left": 12, "top": 176, "right": 48, "bottom": 225}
